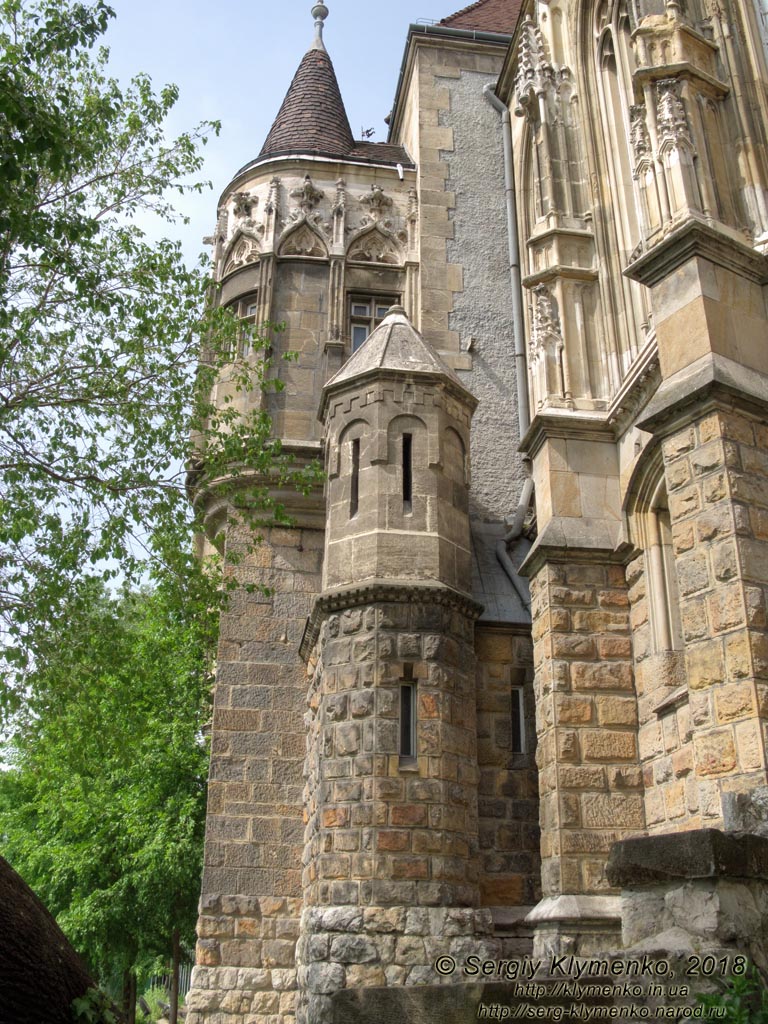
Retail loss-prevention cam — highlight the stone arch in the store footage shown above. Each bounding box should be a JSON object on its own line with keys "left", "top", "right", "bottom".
{"left": 346, "top": 224, "right": 402, "bottom": 266}
{"left": 442, "top": 426, "right": 469, "bottom": 488}
{"left": 221, "top": 228, "right": 261, "bottom": 278}
{"left": 329, "top": 417, "right": 370, "bottom": 480}
{"left": 278, "top": 219, "right": 329, "bottom": 259}
{"left": 625, "top": 444, "right": 683, "bottom": 655}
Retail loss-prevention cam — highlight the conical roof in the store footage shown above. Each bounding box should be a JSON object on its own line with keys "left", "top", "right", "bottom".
{"left": 322, "top": 306, "right": 476, "bottom": 414}
{"left": 259, "top": 5, "right": 354, "bottom": 160}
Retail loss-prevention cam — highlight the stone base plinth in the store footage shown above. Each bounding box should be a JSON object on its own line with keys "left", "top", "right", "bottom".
{"left": 606, "top": 830, "right": 768, "bottom": 972}
{"left": 526, "top": 895, "right": 622, "bottom": 959}
{"left": 296, "top": 906, "right": 500, "bottom": 1024}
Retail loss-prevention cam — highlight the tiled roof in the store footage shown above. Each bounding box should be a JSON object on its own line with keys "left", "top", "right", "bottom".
{"left": 440, "top": 0, "right": 523, "bottom": 35}
{"left": 347, "top": 141, "right": 414, "bottom": 167}
{"left": 260, "top": 47, "right": 354, "bottom": 160}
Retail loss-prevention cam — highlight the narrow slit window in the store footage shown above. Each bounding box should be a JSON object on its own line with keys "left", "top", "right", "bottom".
{"left": 400, "top": 685, "right": 416, "bottom": 760}
{"left": 350, "top": 438, "right": 360, "bottom": 518}
{"left": 402, "top": 433, "right": 413, "bottom": 513}
{"left": 511, "top": 687, "right": 524, "bottom": 754}
{"left": 400, "top": 663, "right": 416, "bottom": 763}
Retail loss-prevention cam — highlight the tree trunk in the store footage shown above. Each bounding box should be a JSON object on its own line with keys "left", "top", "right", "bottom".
{"left": 169, "top": 927, "right": 180, "bottom": 1024}
{"left": 123, "top": 969, "right": 136, "bottom": 1024}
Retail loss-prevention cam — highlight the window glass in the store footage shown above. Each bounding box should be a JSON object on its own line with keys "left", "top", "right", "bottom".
{"left": 349, "top": 294, "right": 398, "bottom": 353}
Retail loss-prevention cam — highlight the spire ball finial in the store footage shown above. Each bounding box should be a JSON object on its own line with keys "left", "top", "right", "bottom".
{"left": 311, "top": 3, "right": 329, "bottom": 51}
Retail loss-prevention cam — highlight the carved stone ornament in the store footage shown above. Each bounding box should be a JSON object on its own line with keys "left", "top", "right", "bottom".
{"left": 514, "top": 15, "right": 554, "bottom": 117}
{"left": 656, "top": 78, "right": 693, "bottom": 151}
{"left": 347, "top": 227, "right": 399, "bottom": 264}
{"left": 360, "top": 184, "right": 393, "bottom": 222}
{"left": 232, "top": 191, "right": 258, "bottom": 220}
{"left": 290, "top": 174, "right": 325, "bottom": 218}
{"left": 265, "top": 177, "right": 281, "bottom": 216}
{"left": 332, "top": 178, "right": 346, "bottom": 217}
{"left": 279, "top": 222, "right": 328, "bottom": 258}
{"left": 629, "top": 104, "right": 651, "bottom": 162}
{"left": 530, "top": 283, "right": 562, "bottom": 355}
{"left": 222, "top": 234, "right": 260, "bottom": 276}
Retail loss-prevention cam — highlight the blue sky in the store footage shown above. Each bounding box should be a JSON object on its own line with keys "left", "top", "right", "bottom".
{"left": 101, "top": 0, "right": 458, "bottom": 262}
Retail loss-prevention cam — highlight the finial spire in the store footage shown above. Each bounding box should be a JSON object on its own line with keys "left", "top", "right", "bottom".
{"left": 311, "top": 3, "right": 329, "bottom": 52}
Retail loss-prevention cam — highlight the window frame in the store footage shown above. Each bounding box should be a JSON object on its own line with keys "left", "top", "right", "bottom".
{"left": 348, "top": 293, "right": 399, "bottom": 353}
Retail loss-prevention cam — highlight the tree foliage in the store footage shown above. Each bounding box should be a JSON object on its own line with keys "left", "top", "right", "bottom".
{"left": 0, "top": 569, "right": 215, "bottom": 984}
{"left": 0, "top": 0, "right": 316, "bottom": 687}
{"left": 0, "top": 0, "right": 320, "bottom": 999}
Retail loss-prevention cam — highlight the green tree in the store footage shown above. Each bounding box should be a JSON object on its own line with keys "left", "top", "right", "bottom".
{"left": 0, "top": 0, "right": 315, "bottom": 689}
{"left": 0, "top": 1, "right": 320, "bottom": 1019}
{"left": 0, "top": 566, "right": 215, "bottom": 1009}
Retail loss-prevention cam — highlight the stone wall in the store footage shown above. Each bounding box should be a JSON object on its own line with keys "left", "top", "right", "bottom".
{"left": 296, "top": 593, "right": 499, "bottom": 1023}
{"left": 475, "top": 627, "right": 539, "bottom": 914}
{"left": 662, "top": 406, "right": 768, "bottom": 820}
{"left": 626, "top": 552, "right": 698, "bottom": 832}
{"left": 187, "top": 523, "right": 324, "bottom": 1024}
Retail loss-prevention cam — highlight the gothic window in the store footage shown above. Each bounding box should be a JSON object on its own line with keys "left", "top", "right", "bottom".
{"left": 596, "top": 0, "right": 641, "bottom": 255}
{"left": 349, "top": 438, "right": 360, "bottom": 519}
{"left": 349, "top": 294, "right": 398, "bottom": 352}
{"left": 511, "top": 687, "right": 525, "bottom": 754}
{"left": 402, "top": 433, "right": 413, "bottom": 514}
{"left": 755, "top": 0, "right": 768, "bottom": 67}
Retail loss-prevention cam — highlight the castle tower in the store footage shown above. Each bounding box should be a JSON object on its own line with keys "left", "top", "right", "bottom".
{"left": 186, "top": 7, "right": 420, "bottom": 1024}
{"left": 297, "top": 306, "right": 499, "bottom": 1023}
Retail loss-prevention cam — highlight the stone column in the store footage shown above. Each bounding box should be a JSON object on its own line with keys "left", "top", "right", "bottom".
{"left": 629, "top": 221, "right": 768, "bottom": 827}
{"left": 658, "top": 408, "right": 768, "bottom": 819}
{"left": 524, "top": 556, "right": 645, "bottom": 956}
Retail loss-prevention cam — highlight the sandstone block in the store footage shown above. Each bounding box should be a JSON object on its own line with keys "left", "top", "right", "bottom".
{"left": 694, "top": 729, "right": 737, "bottom": 776}
{"left": 582, "top": 730, "right": 637, "bottom": 762}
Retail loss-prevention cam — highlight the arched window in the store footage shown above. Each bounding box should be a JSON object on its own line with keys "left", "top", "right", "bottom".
{"left": 646, "top": 481, "right": 683, "bottom": 653}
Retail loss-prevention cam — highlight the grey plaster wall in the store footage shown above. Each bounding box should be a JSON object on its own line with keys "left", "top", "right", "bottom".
{"left": 442, "top": 70, "right": 526, "bottom": 524}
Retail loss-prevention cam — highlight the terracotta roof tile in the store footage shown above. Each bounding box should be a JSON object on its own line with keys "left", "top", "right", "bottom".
{"left": 440, "top": 0, "right": 523, "bottom": 35}
{"left": 347, "top": 141, "right": 414, "bottom": 167}
{"left": 260, "top": 47, "right": 354, "bottom": 160}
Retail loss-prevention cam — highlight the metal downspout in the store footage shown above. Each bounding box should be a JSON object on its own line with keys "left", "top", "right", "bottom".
{"left": 483, "top": 84, "right": 533, "bottom": 612}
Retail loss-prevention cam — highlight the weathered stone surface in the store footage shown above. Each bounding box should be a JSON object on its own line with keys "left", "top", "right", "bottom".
{"left": 607, "top": 829, "right": 768, "bottom": 887}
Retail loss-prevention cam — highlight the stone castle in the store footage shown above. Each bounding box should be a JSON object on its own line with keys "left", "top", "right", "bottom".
{"left": 186, "top": 0, "right": 768, "bottom": 1021}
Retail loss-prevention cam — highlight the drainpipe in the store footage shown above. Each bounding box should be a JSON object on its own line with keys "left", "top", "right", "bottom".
{"left": 483, "top": 83, "right": 533, "bottom": 612}
{"left": 483, "top": 83, "right": 530, "bottom": 440}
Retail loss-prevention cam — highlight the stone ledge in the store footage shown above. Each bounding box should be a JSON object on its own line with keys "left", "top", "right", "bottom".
{"left": 624, "top": 217, "right": 768, "bottom": 288}
{"left": 606, "top": 829, "right": 768, "bottom": 887}
{"left": 525, "top": 894, "right": 622, "bottom": 925}
{"left": 518, "top": 517, "right": 623, "bottom": 579}
{"left": 299, "top": 580, "right": 483, "bottom": 660}
{"left": 637, "top": 351, "right": 768, "bottom": 435}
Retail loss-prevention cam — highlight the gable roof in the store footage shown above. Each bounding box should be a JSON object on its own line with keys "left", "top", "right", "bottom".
{"left": 440, "top": 0, "right": 523, "bottom": 35}
{"left": 259, "top": 46, "right": 355, "bottom": 160}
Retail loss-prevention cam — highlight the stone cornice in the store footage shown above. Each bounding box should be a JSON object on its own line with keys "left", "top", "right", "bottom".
{"left": 625, "top": 218, "right": 768, "bottom": 287}
{"left": 520, "top": 410, "right": 616, "bottom": 460}
{"left": 299, "top": 579, "right": 483, "bottom": 661}
{"left": 519, "top": 517, "right": 624, "bottom": 579}
{"left": 637, "top": 352, "right": 768, "bottom": 436}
